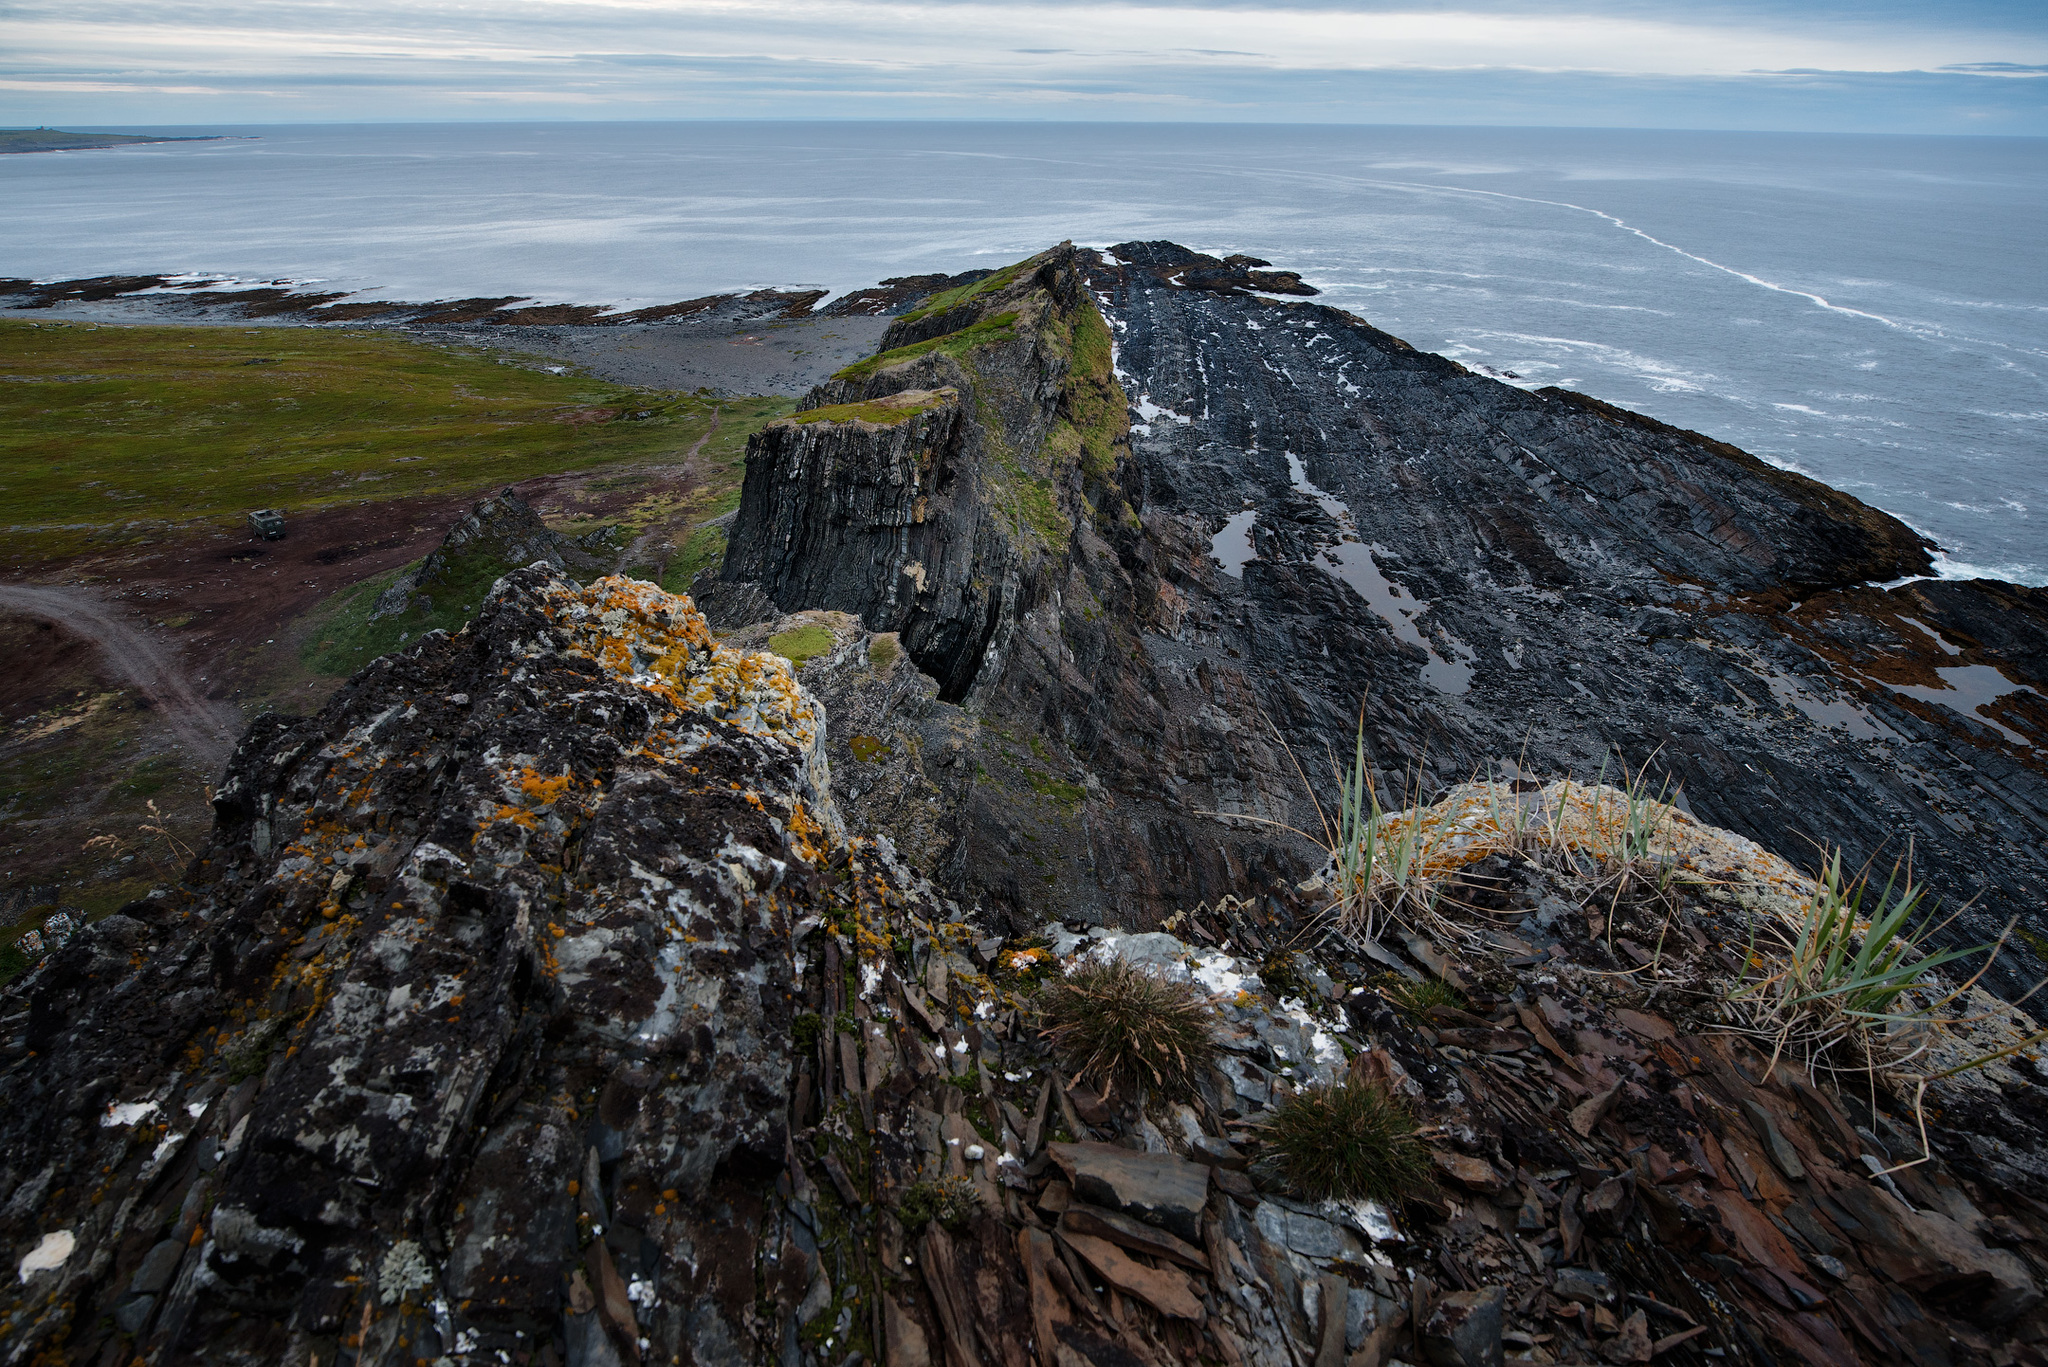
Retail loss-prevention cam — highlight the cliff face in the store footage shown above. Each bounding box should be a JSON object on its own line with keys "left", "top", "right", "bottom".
{"left": 717, "top": 242, "right": 2048, "bottom": 998}
{"left": 722, "top": 246, "right": 1137, "bottom": 706}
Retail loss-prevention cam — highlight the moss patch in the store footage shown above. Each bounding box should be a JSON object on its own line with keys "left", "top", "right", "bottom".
{"left": 1062, "top": 300, "right": 1128, "bottom": 481}
{"left": 768, "top": 625, "right": 835, "bottom": 669}
{"left": 832, "top": 314, "right": 1019, "bottom": 383}
{"left": 898, "top": 260, "right": 1032, "bottom": 324}
{"left": 786, "top": 391, "right": 950, "bottom": 427}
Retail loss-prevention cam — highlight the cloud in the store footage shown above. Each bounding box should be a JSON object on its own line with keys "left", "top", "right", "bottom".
{"left": 1940, "top": 62, "right": 2048, "bottom": 75}
{"left": 1, "top": 0, "right": 2044, "bottom": 126}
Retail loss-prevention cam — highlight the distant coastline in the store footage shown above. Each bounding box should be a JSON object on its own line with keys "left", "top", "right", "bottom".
{"left": 0, "top": 128, "right": 231, "bottom": 155}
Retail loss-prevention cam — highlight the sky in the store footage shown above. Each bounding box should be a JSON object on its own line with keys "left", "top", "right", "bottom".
{"left": 3, "top": 0, "right": 2046, "bottom": 133}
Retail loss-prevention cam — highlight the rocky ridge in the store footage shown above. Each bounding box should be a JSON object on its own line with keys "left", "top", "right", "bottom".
{"left": 712, "top": 242, "right": 2048, "bottom": 998}
{"left": 8, "top": 238, "right": 2048, "bottom": 1367}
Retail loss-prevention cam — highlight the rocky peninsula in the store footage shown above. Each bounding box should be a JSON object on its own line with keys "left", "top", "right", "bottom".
{"left": 3, "top": 243, "right": 2046, "bottom": 1367}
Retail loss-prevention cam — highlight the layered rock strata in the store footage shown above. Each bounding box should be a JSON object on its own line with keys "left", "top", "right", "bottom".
{"left": 715, "top": 242, "right": 2048, "bottom": 997}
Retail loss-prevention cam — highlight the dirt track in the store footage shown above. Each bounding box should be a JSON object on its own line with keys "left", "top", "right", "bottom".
{"left": 0, "top": 584, "right": 241, "bottom": 776}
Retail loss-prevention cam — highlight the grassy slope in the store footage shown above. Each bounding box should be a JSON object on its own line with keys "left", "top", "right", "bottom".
{"left": 0, "top": 319, "right": 788, "bottom": 566}
{"left": 0, "top": 319, "right": 793, "bottom": 979}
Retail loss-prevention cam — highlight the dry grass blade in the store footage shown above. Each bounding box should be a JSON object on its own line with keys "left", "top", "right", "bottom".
{"left": 1036, "top": 958, "right": 1219, "bottom": 1102}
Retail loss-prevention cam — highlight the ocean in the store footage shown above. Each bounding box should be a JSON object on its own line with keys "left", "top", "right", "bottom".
{"left": 4, "top": 120, "right": 2044, "bottom": 584}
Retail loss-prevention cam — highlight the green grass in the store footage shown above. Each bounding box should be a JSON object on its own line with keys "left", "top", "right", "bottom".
{"left": 0, "top": 318, "right": 790, "bottom": 564}
{"left": 898, "top": 260, "right": 1032, "bottom": 323}
{"left": 831, "top": 313, "right": 1020, "bottom": 384}
{"left": 663, "top": 524, "right": 729, "bottom": 595}
{"left": 1026, "top": 769, "right": 1086, "bottom": 812}
{"left": 868, "top": 635, "right": 900, "bottom": 671}
{"left": 1729, "top": 849, "right": 1987, "bottom": 1075}
{"left": 768, "top": 625, "right": 835, "bottom": 669}
{"left": 787, "top": 392, "right": 950, "bottom": 427}
{"left": 1379, "top": 976, "right": 1465, "bottom": 1020}
{"left": 1056, "top": 299, "right": 1127, "bottom": 482}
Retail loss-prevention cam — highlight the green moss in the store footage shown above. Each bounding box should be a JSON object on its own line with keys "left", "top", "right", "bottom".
{"left": 768, "top": 625, "right": 835, "bottom": 669}
{"left": 0, "top": 319, "right": 794, "bottom": 566}
{"left": 663, "top": 523, "right": 728, "bottom": 595}
{"left": 1010, "top": 475, "right": 1070, "bottom": 549}
{"left": 832, "top": 313, "right": 1019, "bottom": 383}
{"left": 898, "top": 259, "right": 1033, "bottom": 323}
{"left": 792, "top": 1011, "right": 823, "bottom": 1049}
{"left": 787, "top": 393, "right": 948, "bottom": 427}
{"left": 1026, "top": 769, "right": 1086, "bottom": 812}
{"left": 849, "top": 735, "right": 892, "bottom": 763}
{"left": 299, "top": 525, "right": 533, "bottom": 678}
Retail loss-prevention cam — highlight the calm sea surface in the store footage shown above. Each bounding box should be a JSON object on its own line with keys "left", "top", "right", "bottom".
{"left": 5, "top": 121, "right": 2045, "bottom": 583}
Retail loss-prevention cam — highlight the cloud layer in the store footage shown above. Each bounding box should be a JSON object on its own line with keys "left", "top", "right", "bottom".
{"left": 3, "top": 0, "right": 2046, "bottom": 130}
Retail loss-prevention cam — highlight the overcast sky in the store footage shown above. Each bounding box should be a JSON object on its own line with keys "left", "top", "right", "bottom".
{"left": 4, "top": 0, "right": 2045, "bottom": 132}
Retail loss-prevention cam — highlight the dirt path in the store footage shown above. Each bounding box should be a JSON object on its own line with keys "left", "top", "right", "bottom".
{"left": 0, "top": 583, "right": 241, "bottom": 776}
{"left": 611, "top": 406, "right": 723, "bottom": 578}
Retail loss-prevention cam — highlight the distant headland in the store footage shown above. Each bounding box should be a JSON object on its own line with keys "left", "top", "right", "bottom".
{"left": 0, "top": 128, "right": 232, "bottom": 154}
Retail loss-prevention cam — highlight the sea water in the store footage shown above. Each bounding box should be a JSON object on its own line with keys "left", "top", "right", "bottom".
{"left": 4, "top": 121, "right": 2044, "bottom": 583}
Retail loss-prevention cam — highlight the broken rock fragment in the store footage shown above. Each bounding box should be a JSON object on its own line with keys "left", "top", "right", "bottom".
{"left": 1046, "top": 1142, "right": 1208, "bottom": 1242}
{"left": 1421, "top": 1285, "right": 1505, "bottom": 1367}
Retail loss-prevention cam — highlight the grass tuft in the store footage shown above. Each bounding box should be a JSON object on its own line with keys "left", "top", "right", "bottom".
{"left": 1729, "top": 848, "right": 1988, "bottom": 1077}
{"left": 1261, "top": 1078, "right": 1434, "bottom": 1202}
{"left": 1379, "top": 976, "right": 1465, "bottom": 1021}
{"left": 899, "top": 1175, "right": 981, "bottom": 1232}
{"left": 1037, "top": 957, "right": 1217, "bottom": 1101}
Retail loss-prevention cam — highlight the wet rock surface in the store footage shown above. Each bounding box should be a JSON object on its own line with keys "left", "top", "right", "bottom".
{"left": 715, "top": 240, "right": 2048, "bottom": 996}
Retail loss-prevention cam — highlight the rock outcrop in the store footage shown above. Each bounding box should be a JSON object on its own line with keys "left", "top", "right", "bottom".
{"left": 370, "top": 489, "right": 612, "bottom": 622}
{"left": 0, "top": 572, "right": 957, "bottom": 1365}
{"left": 715, "top": 242, "right": 2048, "bottom": 998}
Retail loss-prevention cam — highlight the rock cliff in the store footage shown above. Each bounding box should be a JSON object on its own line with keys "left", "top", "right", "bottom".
{"left": 715, "top": 243, "right": 2048, "bottom": 999}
